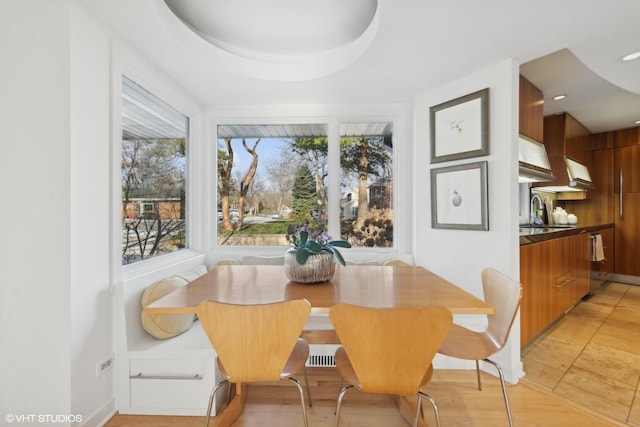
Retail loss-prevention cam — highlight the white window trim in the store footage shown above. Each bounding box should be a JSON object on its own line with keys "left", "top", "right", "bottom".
{"left": 111, "top": 41, "right": 204, "bottom": 282}
{"left": 206, "top": 103, "right": 412, "bottom": 262}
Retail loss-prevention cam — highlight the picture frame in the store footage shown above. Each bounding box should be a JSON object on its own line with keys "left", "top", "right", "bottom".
{"left": 430, "top": 161, "right": 488, "bottom": 230}
{"left": 430, "top": 88, "right": 489, "bottom": 163}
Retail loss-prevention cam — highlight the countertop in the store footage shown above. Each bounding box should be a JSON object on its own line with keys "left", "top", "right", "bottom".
{"left": 519, "top": 223, "right": 613, "bottom": 246}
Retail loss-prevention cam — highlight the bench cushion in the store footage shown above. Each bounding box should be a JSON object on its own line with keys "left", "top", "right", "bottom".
{"left": 141, "top": 276, "right": 196, "bottom": 339}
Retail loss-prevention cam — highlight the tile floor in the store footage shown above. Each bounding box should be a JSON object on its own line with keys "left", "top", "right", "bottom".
{"left": 522, "top": 282, "right": 640, "bottom": 426}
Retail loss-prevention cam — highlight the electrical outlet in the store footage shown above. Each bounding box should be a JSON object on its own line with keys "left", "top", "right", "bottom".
{"left": 96, "top": 354, "right": 114, "bottom": 377}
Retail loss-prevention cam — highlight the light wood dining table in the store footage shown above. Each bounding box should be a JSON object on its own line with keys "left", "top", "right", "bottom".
{"left": 144, "top": 264, "right": 494, "bottom": 426}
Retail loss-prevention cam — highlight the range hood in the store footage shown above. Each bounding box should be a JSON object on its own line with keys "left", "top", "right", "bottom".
{"left": 518, "top": 135, "right": 554, "bottom": 183}
{"left": 534, "top": 155, "right": 594, "bottom": 193}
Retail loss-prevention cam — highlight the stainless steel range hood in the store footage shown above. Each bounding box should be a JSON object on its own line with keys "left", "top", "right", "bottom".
{"left": 518, "top": 135, "right": 554, "bottom": 183}
{"left": 534, "top": 155, "right": 594, "bottom": 193}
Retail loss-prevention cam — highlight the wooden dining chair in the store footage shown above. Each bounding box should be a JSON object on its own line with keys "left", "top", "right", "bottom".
{"left": 437, "top": 268, "right": 522, "bottom": 427}
{"left": 197, "top": 299, "right": 312, "bottom": 427}
{"left": 329, "top": 304, "right": 452, "bottom": 427}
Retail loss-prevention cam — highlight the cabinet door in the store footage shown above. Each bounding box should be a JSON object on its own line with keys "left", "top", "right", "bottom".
{"left": 519, "top": 76, "right": 544, "bottom": 142}
{"left": 614, "top": 145, "right": 640, "bottom": 193}
{"left": 520, "top": 234, "right": 590, "bottom": 346}
{"left": 549, "top": 234, "right": 588, "bottom": 318}
{"left": 615, "top": 193, "right": 640, "bottom": 275}
{"left": 520, "top": 240, "right": 557, "bottom": 346}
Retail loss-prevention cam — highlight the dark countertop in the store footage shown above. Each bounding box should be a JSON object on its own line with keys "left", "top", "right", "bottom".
{"left": 519, "top": 223, "right": 614, "bottom": 246}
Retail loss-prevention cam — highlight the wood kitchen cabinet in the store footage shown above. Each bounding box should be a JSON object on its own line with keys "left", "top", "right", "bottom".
{"left": 613, "top": 129, "right": 640, "bottom": 276}
{"left": 520, "top": 233, "right": 590, "bottom": 346}
{"left": 519, "top": 76, "right": 544, "bottom": 142}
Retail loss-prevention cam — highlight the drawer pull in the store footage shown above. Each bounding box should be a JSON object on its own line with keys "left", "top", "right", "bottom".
{"left": 131, "top": 373, "right": 203, "bottom": 381}
{"left": 554, "top": 278, "right": 575, "bottom": 289}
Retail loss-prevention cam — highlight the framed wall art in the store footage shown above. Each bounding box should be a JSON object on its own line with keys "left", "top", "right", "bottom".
{"left": 430, "top": 161, "right": 488, "bottom": 230}
{"left": 430, "top": 88, "right": 489, "bottom": 163}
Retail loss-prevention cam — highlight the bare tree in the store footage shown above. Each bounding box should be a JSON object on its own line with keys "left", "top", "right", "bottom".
{"left": 236, "top": 138, "right": 260, "bottom": 229}
{"left": 121, "top": 138, "right": 186, "bottom": 263}
{"left": 340, "top": 137, "right": 390, "bottom": 221}
{"left": 217, "top": 138, "right": 234, "bottom": 231}
{"left": 265, "top": 148, "right": 300, "bottom": 214}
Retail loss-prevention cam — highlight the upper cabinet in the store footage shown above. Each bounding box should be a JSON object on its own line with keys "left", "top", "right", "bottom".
{"left": 614, "top": 127, "right": 640, "bottom": 148}
{"left": 519, "top": 76, "right": 544, "bottom": 142}
{"left": 519, "top": 76, "right": 553, "bottom": 183}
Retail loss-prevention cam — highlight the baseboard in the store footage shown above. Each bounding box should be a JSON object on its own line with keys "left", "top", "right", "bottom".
{"left": 608, "top": 273, "right": 640, "bottom": 286}
{"left": 434, "top": 354, "right": 524, "bottom": 385}
{"left": 78, "top": 397, "right": 116, "bottom": 427}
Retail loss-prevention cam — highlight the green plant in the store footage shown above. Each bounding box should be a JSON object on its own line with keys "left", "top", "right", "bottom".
{"left": 289, "top": 222, "right": 351, "bottom": 266}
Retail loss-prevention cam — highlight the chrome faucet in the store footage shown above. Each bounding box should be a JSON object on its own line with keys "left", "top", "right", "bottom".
{"left": 530, "top": 194, "right": 544, "bottom": 225}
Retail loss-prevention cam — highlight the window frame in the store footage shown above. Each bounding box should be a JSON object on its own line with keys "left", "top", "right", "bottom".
{"left": 111, "top": 45, "right": 204, "bottom": 283}
{"left": 207, "top": 105, "right": 409, "bottom": 261}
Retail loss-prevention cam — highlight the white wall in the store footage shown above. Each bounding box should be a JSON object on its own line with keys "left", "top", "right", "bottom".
{"left": 0, "top": 0, "right": 73, "bottom": 419}
{"left": 70, "top": 3, "right": 115, "bottom": 425}
{"left": 0, "top": 2, "right": 117, "bottom": 425}
{"left": 413, "top": 59, "right": 523, "bottom": 382}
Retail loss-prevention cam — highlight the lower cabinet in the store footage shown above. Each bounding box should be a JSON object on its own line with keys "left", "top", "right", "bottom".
{"left": 520, "top": 233, "right": 590, "bottom": 346}
{"left": 123, "top": 355, "right": 222, "bottom": 416}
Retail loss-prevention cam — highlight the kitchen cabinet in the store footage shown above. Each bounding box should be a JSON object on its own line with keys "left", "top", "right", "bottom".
{"left": 613, "top": 129, "right": 640, "bottom": 276}
{"left": 520, "top": 233, "right": 590, "bottom": 346}
{"left": 519, "top": 76, "right": 544, "bottom": 142}
{"left": 614, "top": 193, "right": 640, "bottom": 275}
{"left": 563, "top": 132, "right": 614, "bottom": 224}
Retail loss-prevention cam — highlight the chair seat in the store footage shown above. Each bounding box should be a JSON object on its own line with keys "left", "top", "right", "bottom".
{"left": 438, "top": 323, "right": 499, "bottom": 361}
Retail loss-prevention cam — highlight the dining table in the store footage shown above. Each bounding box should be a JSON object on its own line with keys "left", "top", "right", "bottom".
{"left": 144, "top": 264, "right": 495, "bottom": 426}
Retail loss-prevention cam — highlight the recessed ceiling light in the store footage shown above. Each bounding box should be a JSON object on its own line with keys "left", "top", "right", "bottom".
{"left": 635, "top": 120, "right": 640, "bottom": 125}
{"left": 552, "top": 94, "right": 566, "bottom": 101}
{"left": 622, "top": 51, "right": 640, "bottom": 61}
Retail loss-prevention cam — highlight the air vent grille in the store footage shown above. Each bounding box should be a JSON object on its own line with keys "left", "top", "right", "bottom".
{"left": 306, "top": 344, "right": 339, "bottom": 367}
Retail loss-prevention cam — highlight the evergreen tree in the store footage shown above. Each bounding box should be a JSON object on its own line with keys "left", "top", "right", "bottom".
{"left": 291, "top": 164, "right": 317, "bottom": 221}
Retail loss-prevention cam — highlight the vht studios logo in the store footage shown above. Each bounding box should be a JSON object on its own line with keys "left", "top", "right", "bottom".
{"left": 5, "top": 414, "right": 83, "bottom": 423}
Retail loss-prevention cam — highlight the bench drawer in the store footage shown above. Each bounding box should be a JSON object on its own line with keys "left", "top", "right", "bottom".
{"left": 129, "top": 358, "right": 217, "bottom": 412}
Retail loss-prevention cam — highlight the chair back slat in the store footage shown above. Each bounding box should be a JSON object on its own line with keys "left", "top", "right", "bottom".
{"left": 330, "top": 304, "right": 452, "bottom": 395}
{"left": 197, "top": 299, "right": 311, "bottom": 383}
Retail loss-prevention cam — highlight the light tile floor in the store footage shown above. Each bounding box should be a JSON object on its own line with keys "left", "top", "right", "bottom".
{"left": 522, "top": 282, "right": 640, "bottom": 426}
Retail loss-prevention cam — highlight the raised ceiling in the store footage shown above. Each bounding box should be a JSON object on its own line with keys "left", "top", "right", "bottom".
{"left": 81, "top": 0, "right": 640, "bottom": 133}
{"left": 163, "top": 0, "right": 378, "bottom": 58}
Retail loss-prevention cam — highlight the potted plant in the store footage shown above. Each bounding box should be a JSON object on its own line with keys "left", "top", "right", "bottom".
{"left": 285, "top": 222, "right": 351, "bottom": 283}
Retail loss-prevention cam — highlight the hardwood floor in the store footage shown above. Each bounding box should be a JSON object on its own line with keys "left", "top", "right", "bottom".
{"left": 105, "top": 369, "right": 621, "bottom": 426}
{"left": 522, "top": 281, "right": 640, "bottom": 426}
{"left": 105, "top": 282, "right": 640, "bottom": 426}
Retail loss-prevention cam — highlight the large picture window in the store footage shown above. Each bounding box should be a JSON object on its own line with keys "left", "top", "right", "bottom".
{"left": 340, "top": 122, "right": 393, "bottom": 247}
{"left": 216, "top": 121, "right": 393, "bottom": 248}
{"left": 121, "top": 76, "right": 189, "bottom": 265}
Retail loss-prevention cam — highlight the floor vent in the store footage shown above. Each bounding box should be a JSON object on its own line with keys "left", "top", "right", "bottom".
{"left": 306, "top": 344, "right": 339, "bottom": 367}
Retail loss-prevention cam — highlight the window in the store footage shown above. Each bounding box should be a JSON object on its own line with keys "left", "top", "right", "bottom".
{"left": 216, "top": 124, "right": 329, "bottom": 247}
{"left": 215, "top": 121, "right": 393, "bottom": 249}
{"left": 121, "top": 76, "right": 189, "bottom": 265}
{"left": 339, "top": 122, "right": 393, "bottom": 247}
